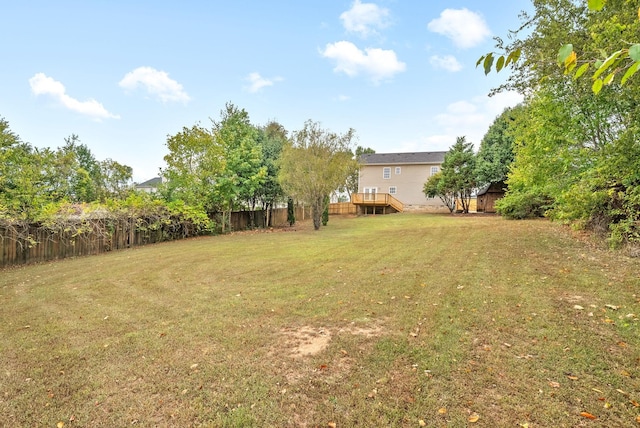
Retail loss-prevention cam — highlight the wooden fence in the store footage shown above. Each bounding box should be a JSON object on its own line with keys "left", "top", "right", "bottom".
{"left": 328, "top": 202, "right": 357, "bottom": 215}
{"left": 0, "top": 205, "right": 312, "bottom": 268}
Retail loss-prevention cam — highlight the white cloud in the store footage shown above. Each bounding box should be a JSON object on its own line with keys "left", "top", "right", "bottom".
{"left": 244, "top": 72, "right": 283, "bottom": 93}
{"left": 119, "top": 66, "right": 190, "bottom": 103}
{"left": 321, "top": 41, "right": 406, "bottom": 83}
{"left": 427, "top": 8, "right": 491, "bottom": 49}
{"left": 429, "top": 55, "right": 463, "bottom": 72}
{"left": 340, "top": 0, "right": 391, "bottom": 38}
{"left": 337, "top": 94, "right": 351, "bottom": 101}
{"left": 29, "top": 73, "right": 119, "bottom": 120}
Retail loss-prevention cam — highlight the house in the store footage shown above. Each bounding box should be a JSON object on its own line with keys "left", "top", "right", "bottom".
{"left": 135, "top": 176, "right": 163, "bottom": 193}
{"left": 353, "top": 151, "right": 449, "bottom": 213}
{"left": 476, "top": 180, "right": 506, "bottom": 213}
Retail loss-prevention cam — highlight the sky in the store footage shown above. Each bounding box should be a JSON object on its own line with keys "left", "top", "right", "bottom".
{"left": 1, "top": 1, "right": 532, "bottom": 183}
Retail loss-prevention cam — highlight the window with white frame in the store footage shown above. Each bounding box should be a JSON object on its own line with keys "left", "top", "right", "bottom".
{"left": 395, "top": 167, "right": 401, "bottom": 175}
{"left": 383, "top": 167, "right": 391, "bottom": 179}
{"left": 430, "top": 166, "right": 440, "bottom": 176}
{"left": 389, "top": 186, "right": 397, "bottom": 194}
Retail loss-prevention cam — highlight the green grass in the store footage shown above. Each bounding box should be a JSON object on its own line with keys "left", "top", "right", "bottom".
{"left": 1, "top": 214, "right": 639, "bottom": 427}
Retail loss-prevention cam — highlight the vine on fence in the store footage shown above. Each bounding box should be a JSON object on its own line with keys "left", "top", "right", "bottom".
{"left": 0, "top": 194, "right": 214, "bottom": 255}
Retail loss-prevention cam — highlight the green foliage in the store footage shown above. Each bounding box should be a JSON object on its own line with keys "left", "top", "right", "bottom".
{"left": 278, "top": 120, "right": 356, "bottom": 230}
{"left": 287, "top": 197, "right": 295, "bottom": 226}
{"left": 495, "top": 190, "right": 552, "bottom": 219}
{"left": 0, "top": 119, "right": 133, "bottom": 221}
{"left": 211, "top": 103, "right": 267, "bottom": 231}
{"left": 478, "top": 1, "right": 640, "bottom": 245}
{"left": 160, "top": 123, "right": 218, "bottom": 211}
{"left": 344, "top": 146, "right": 375, "bottom": 197}
{"left": 475, "top": 106, "right": 521, "bottom": 186}
{"left": 479, "top": 0, "right": 640, "bottom": 92}
{"left": 423, "top": 172, "right": 455, "bottom": 213}
{"left": 254, "top": 121, "right": 288, "bottom": 218}
{"left": 440, "top": 137, "right": 476, "bottom": 213}
{"left": 322, "top": 195, "right": 329, "bottom": 226}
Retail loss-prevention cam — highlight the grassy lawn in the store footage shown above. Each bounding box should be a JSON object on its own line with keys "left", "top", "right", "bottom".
{"left": 1, "top": 214, "right": 639, "bottom": 427}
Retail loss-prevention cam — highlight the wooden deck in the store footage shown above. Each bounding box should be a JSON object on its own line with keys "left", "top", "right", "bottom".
{"left": 351, "top": 193, "right": 404, "bottom": 214}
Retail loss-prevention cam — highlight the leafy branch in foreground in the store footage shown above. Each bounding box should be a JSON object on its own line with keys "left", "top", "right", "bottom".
{"left": 478, "top": 1, "right": 640, "bottom": 93}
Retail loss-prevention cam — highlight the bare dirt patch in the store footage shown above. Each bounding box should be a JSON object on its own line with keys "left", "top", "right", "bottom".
{"left": 278, "top": 323, "right": 385, "bottom": 359}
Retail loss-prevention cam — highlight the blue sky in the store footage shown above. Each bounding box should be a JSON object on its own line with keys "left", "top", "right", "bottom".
{"left": 1, "top": 1, "right": 531, "bottom": 182}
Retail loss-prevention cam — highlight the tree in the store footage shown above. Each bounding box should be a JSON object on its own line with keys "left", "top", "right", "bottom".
{"left": 160, "top": 124, "right": 219, "bottom": 211}
{"left": 479, "top": 1, "right": 640, "bottom": 93}
{"left": 475, "top": 106, "right": 521, "bottom": 187}
{"left": 440, "top": 137, "right": 477, "bottom": 213}
{"left": 254, "top": 121, "right": 288, "bottom": 227}
{"left": 423, "top": 171, "right": 456, "bottom": 213}
{"left": 279, "top": 120, "right": 356, "bottom": 230}
{"left": 100, "top": 158, "right": 133, "bottom": 199}
{"left": 322, "top": 195, "right": 330, "bottom": 226}
{"left": 343, "top": 146, "right": 375, "bottom": 198}
{"left": 211, "top": 103, "right": 266, "bottom": 231}
{"left": 480, "top": 0, "right": 640, "bottom": 245}
{"left": 287, "top": 197, "right": 295, "bottom": 226}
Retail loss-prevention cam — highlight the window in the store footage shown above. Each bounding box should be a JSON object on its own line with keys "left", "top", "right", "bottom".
{"left": 389, "top": 186, "right": 397, "bottom": 194}
{"left": 430, "top": 166, "right": 440, "bottom": 176}
{"left": 383, "top": 167, "right": 391, "bottom": 179}
{"left": 395, "top": 167, "right": 401, "bottom": 175}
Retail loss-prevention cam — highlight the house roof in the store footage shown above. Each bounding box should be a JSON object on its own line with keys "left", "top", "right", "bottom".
{"left": 359, "top": 151, "right": 446, "bottom": 165}
{"left": 135, "top": 176, "right": 163, "bottom": 188}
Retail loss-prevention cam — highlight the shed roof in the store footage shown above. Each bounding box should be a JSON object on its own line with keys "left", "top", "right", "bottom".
{"left": 360, "top": 151, "right": 446, "bottom": 165}
{"left": 135, "top": 176, "right": 163, "bottom": 188}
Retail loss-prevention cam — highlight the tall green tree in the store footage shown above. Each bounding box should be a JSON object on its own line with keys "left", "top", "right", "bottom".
{"left": 211, "top": 103, "right": 266, "bottom": 231}
{"left": 254, "top": 121, "right": 287, "bottom": 226}
{"left": 279, "top": 120, "right": 356, "bottom": 230}
{"left": 160, "top": 124, "right": 219, "bottom": 211}
{"left": 475, "top": 106, "right": 521, "bottom": 186}
{"left": 440, "top": 136, "right": 477, "bottom": 213}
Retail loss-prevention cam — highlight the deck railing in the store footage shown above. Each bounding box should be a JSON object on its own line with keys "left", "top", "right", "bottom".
{"left": 351, "top": 193, "right": 404, "bottom": 212}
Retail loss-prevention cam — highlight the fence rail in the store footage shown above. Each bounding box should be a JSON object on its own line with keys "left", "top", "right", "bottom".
{"left": 328, "top": 202, "right": 357, "bottom": 215}
{"left": 351, "top": 193, "right": 404, "bottom": 212}
{"left": 0, "top": 206, "right": 311, "bottom": 269}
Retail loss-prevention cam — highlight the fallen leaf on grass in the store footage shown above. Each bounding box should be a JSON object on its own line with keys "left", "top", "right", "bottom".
{"left": 605, "top": 304, "right": 620, "bottom": 310}
{"left": 580, "top": 411, "right": 597, "bottom": 419}
{"left": 57, "top": 423, "right": 64, "bottom": 428}
{"left": 419, "top": 420, "right": 426, "bottom": 426}
{"left": 574, "top": 305, "right": 584, "bottom": 310}
{"left": 549, "top": 381, "right": 560, "bottom": 388}
{"left": 328, "top": 422, "right": 337, "bottom": 428}
{"left": 438, "top": 407, "right": 447, "bottom": 414}
{"left": 630, "top": 400, "right": 639, "bottom": 407}
{"left": 636, "top": 415, "right": 640, "bottom": 423}
{"left": 468, "top": 413, "right": 480, "bottom": 423}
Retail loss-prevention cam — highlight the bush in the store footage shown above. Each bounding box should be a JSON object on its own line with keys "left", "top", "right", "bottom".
{"left": 496, "top": 190, "right": 552, "bottom": 219}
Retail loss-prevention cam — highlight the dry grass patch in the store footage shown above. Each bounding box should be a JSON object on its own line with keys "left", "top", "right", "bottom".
{"left": 1, "top": 214, "right": 639, "bottom": 427}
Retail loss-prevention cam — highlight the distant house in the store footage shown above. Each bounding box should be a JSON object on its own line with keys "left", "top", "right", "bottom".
{"left": 135, "top": 176, "right": 163, "bottom": 194}
{"left": 476, "top": 180, "right": 506, "bottom": 213}
{"left": 353, "top": 151, "right": 449, "bottom": 213}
